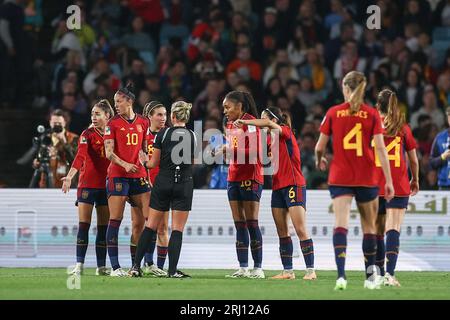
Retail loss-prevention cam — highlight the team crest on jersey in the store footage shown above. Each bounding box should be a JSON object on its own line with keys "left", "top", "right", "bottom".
{"left": 80, "top": 136, "right": 87, "bottom": 144}
{"left": 81, "top": 190, "right": 89, "bottom": 199}
{"left": 115, "top": 183, "right": 123, "bottom": 192}
{"left": 105, "top": 126, "right": 111, "bottom": 135}
{"left": 136, "top": 125, "right": 143, "bottom": 133}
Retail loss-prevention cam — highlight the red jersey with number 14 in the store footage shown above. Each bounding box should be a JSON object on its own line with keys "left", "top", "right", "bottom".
{"left": 72, "top": 127, "right": 110, "bottom": 189}
{"left": 147, "top": 130, "right": 160, "bottom": 184}
{"left": 104, "top": 114, "right": 149, "bottom": 178}
{"left": 376, "top": 122, "right": 417, "bottom": 196}
{"left": 320, "top": 102, "right": 383, "bottom": 187}
{"left": 271, "top": 125, "right": 305, "bottom": 190}
{"left": 226, "top": 113, "right": 263, "bottom": 184}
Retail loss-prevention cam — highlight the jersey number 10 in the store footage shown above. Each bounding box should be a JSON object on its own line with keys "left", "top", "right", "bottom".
{"left": 126, "top": 133, "right": 139, "bottom": 146}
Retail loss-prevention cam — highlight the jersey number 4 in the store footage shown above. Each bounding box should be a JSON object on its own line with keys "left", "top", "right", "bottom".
{"left": 343, "top": 123, "right": 362, "bottom": 156}
{"left": 372, "top": 136, "right": 401, "bottom": 167}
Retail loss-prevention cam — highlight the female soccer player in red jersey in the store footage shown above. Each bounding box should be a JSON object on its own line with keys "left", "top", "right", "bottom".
{"left": 61, "top": 99, "right": 115, "bottom": 276}
{"left": 315, "top": 71, "right": 394, "bottom": 290}
{"left": 235, "top": 107, "right": 316, "bottom": 280}
{"left": 104, "top": 83, "right": 151, "bottom": 277}
{"left": 130, "top": 101, "right": 169, "bottom": 277}
{"left": 222, "top": 90, "right": 265, "bottom": 278}
{"left": 374, "top": 89, "right": 419, "bottom": 287}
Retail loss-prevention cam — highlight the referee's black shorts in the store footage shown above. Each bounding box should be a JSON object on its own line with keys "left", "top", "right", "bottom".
{"left": 150, "top": 174, "right": 194, "bottom": 212}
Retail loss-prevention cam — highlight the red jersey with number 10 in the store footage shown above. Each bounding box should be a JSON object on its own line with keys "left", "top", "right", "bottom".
{"left": 72, "top": 127, "right": 110, "bottom": 189}
{"left": 226, "top": 113, "right": 263, "bottom": 184}
{"left": 376, "top": 121, "right": 417, "bottom": 196}
{"left": 320, "top": 102, "right": 383, "bottom": 187}
{"left": 271, "top": 125, "right": 305, "bottom": 190}
{"left": 147, "top": 130, "right": 160, "bottom": 184}
{"left": 104, "top": 114, "right": 149, "bottom": 178}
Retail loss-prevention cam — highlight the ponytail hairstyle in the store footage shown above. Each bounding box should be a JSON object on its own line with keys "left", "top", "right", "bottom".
{"left": 171, "top": 100, "right": 192, "bottom": 123}
{"left": 116, "top": 81, "right": 136, "bottom": 101}
{"left": 342, "top": 71, "right": 367, "bottom": 115}
{"left": 224, "top": 90, "right": 259, "bottom": 118}
{"left": 376, "top": 88, "right": 405, "bottom": 137}
{"left": 263, "top": 106, "right": 292, "bottom": 128}
{"left": 93, "top": 99, "right": 115, "bottom": 119}
{"left": 143, "top": 100, "right": 165, "bottom": 118}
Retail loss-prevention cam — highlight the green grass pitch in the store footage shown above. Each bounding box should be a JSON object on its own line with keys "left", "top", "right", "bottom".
{"left": 0, "top": 268, "right": 449, "bottom": 300}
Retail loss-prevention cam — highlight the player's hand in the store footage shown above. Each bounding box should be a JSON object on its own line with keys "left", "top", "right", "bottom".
{"left": 410, "top": 179, "right": 419, "bottom": 196}
{"left": 233, "top": 119, "right": 245, "bottom": 128}
{"left": 124, "top": 162, "right": 139, "bottom": 173}
{"left": 315, "top": 157, "right": 328, "bottom": 171}
{"left": 61, "top": 177, "right": 71, "bottom": 193}
{"left": 139, "top": 150, "right": 149, "bottom": 166}
{"left": 384, "top": 182, "right": 395, "bottom": 202}
{"left": 441, "top": 150, "right": 450, "bottom": 160}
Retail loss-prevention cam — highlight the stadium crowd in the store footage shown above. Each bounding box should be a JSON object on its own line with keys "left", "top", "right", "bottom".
{"left": 0, "top": 0, "right": 449, "bottom": 189}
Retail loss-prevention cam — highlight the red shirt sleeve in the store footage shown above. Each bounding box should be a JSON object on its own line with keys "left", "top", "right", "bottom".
{"left": 319, "top": 110, "right": 332, "bottom": 136}
{"left": 72, "top": 131, "right": 89, "bottom": 170}
{"left": 403, "top": 124, "right": 417, "bottom": 151}
{"left": 372, "top": 110, "right": 383, "bottom": 136}
{"left": 280, "top": 125, "right": 291, "bottom": 140}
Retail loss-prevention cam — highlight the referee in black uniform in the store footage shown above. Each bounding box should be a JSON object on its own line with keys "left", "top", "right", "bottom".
{"left": 131, "top": 101, "right": 196, "bottom": 278}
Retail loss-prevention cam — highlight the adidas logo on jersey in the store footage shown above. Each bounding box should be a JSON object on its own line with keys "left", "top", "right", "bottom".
{"left": 290, "top": 199, "right": 295, "bottom": 203}
{"left": 120, "top": 127, "right": 126, "bottom": 131}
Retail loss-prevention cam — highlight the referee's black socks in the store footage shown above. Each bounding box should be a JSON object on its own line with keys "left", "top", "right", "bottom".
{"left": 134, "top": 227, "right": 157, "bottom": 268}
{"left": 168, "top": 230, "right": 183, "bottom": 276}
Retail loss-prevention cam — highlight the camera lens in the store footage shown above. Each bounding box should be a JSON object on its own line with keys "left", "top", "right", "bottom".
{"left": 52, "top": 125, "right": 63, "bottom": 133}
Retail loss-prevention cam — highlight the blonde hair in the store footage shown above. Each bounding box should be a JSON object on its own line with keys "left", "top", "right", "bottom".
{"left": 171, "top": 101, "right": 192, "bottom": 123}
{"left": 343, "top": 71, "right": 367, "bottom": 115}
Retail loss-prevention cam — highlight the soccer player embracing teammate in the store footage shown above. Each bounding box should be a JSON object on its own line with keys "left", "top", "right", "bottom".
{"left": 62, "top": 99, "right": 115, "bottom": 276}
{"left": 234, "top": 107, "right": 316, "bottom": 280}
{"left": 222, "top": 91, "right": 265, "bottom": 278}
{"left": 315, "top": 71, "right": 394, "bottom": 290}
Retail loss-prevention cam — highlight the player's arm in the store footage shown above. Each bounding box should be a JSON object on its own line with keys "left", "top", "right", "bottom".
{"left": 104, "top": 139, "right": 138, "bottom": 173}
{"left": 407, "top": 148, "right": 419, "bottom": 196}
{"left": 314, "top": 133, "right": 329, "bottom": 171}
{"left": 234, "top": 118, "right": 282, "bottom": 131}
{"left": 373, "top": 133, "right": 394, "bottom": 201}
{"left": 139, "top": 148, "right": 160, "bottom": 169}
{"left": 61, "top": 133, "right": 87, "bottom": 193}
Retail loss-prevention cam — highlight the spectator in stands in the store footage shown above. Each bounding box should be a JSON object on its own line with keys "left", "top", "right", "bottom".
{"left": 410, "top": 85, "right": 445, "bottom": 130}
{"left": 287, "top": 24, "right": 308, "bottom": 67}
{"left": 264, "top": 76, "right": 284, "bottom": 106}
{"left": 160, "top": 0, "right": 191, "bottom": 51}
{"left": 32, "top": 109, "right": 78, "bottom": 188}
{"left": 226, "top": 45, "right": 262, "bottom": 82}
{"left": 429, "top": 106, "right": 450, "bottom": 190}
{"left": 255, "top": 7, "right": 281, "bottom": 63}
{"left": 263, "top": 48, "right": 299, "bottom": 87}
{"left": 83, "top": 58, "right": 120, "bottom": 97}
{"left": 121, "top": 16, "right": 156, "bottom": 72}
{"left": 333, "top": 39, "right": 367, "bottom": 82}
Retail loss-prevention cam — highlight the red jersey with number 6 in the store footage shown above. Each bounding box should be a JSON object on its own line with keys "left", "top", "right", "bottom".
{"left": 320, "top": 102, "right": 383, "bottom": 187}
{"left": 104, "top": 114, "right": 149, "bottom": 178}
{"left": 376, "top": 121, "right": 417, "bottom": 196}
{"left": 72, "top": 127, "right": 110, "bottom": 189}
{"left": 226, "top": 113, "right": 263, "bottom": 184}
{"left": 147, "top": 130, "right": 160, "bottom": 184}
{"left": 271, "top": 125, "right": 305, "bottom": 190}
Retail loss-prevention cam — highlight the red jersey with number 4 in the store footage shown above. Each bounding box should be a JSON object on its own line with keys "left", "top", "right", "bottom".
{"left": 226, "top": 113, "right": 263, "bottom": 184}
{"left": 147, "top": 130, "right": 160, "bottom": 184}
{"left": 320, "top": 102, "right": 383, "bottom": 186}
{"left": 376, "top": 122, "right": 417, "bottom": 196}
{"left": 104, "top": 114, "right": 149, "bottom": 178}
{"left": 72, "top": 127, "right": 110, "bottom": 189}
{"left": 271, "top": 125, "right": 305, "bottom": 190}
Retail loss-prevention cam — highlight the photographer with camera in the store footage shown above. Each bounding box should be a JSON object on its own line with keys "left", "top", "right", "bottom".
{"left": 430, "top": 106, "right": 450, "bottom": 190}
{"left": 31, "top": 109, "right": 78, "bottom": 188}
